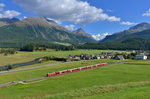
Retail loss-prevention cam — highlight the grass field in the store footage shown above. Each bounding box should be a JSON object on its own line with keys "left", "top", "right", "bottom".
{"left": 0, "top": 49, "right": 127, "bottom": 66}
{"left": 0, "top": 52, "right": 34, "bottom": 66}
{"left": 0, "top": 59, "right": 125, "bottom": 84}
{"left": 1, "top": 60, "right": 150, "bottom": 99}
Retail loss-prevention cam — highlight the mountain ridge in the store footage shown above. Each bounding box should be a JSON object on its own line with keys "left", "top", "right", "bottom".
{"left": 101, "top": 22, "right": 150, "bottom": 42}
{"left": 0, "top": 17, "right": 97, "bottom": 47}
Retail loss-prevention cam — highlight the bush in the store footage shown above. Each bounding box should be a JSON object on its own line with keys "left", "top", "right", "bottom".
{"left": 8, "top": 65, "right": 13, "bottom": 70}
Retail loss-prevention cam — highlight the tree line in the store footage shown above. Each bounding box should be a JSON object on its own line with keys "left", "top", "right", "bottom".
{"left": 20, "top": 43, "right": 75, "bottom": 52}
{"left": 76, "top": 38, "right": 150, "bottom": 50}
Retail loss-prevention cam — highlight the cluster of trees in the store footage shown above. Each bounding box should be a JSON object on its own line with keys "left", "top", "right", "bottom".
{"left": 76, "top": 38, "right": 150, "bottom": 50}
{"left": 0, "top": 48, "right": 17, "bottom": 56}
{"left": 0, "top": 65, "right": 19, "bottom": 71}
{"left": 115, "top": 52, "right": 137, "bottom": 59}
{"left": 20, "top": 43, "right": 46, "bottom": 52}
{"left": 42, "top": 56, "right": 68, "bottom": 62}
{"left": 20, "top": 43, "right": 75, "bottom": 52}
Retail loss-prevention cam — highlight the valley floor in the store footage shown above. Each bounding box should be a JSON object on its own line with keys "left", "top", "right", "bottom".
{"left": 0, "top": 50, "right": 150, "bottom": 99}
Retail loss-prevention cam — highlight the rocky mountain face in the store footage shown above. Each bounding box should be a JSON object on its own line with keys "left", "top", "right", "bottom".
{"left": 74, "top": 28, "right": 95, "bottom": 40}
{"left": 101, "top": 22, "right": 150, "bottom": 42}
{"left": 0, "top": 17, "right": 20, "bottom": 27}
{"left": 0, "top": 17, "right": 20, "bottom": 24}
{"left": 0, "top": 17, "right": 96, "bottom": 47}
{"left": 0, "top": 21, "right": 8, "bottom": 27}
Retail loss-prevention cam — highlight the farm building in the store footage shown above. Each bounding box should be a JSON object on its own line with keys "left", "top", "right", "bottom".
{"left": 135, "top": 55, "right": 147, "bottom": 60}
{"left": 115, "top": 55, "right": 125, "bottom": 60}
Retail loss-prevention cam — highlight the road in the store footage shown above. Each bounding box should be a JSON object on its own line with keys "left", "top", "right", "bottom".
{"left": 0, "top": 62, "right": 62, "bottom": 74}
{"left": 0, "top": 60, "right": 90, "bottom": 74}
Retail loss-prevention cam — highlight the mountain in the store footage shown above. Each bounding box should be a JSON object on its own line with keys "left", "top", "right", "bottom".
{"left": 0, "top": 17, "right": 20, "bottom": 24}
{"left": 74, "top": 28, "right": 95, "bottom": 40}
{"left": 0, "top": 21, "right": 8, "bottom": 27}
{"left": 0, "top": 17, "right": 96, "bottom": 47}
{"left": 120, "top": 29, "right": 150, "bottom": 40}
{"left": 101, "top": 22, "right": 150, "bottom": 42}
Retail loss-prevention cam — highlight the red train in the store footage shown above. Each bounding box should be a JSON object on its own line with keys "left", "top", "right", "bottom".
{"left": 47, "top": 63, "right": 107, "bottom": 77}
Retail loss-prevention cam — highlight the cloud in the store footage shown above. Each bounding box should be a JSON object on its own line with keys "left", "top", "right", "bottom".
{"left": 0, "top": 8, "right": 3, "bottom": 12}
{"left": 120, "top": 21, "right": 136, "bottom": 25}
{"left": 92, "top": 33, "right": 110, "bottom": 41}
{"left": 143, "top": 9, "right": 150, "bottom": 16}
{"left": 23, "top": 16, "right": 27, "bottom": 19}
{"left": 0, "top": 3, "right": 21, "bottom": 19}
{"left": 106, "top": 9, "right": 112, "bottom": 12}
{"left": 0, "top": 10, "right": 21, "bottom": 19}
{"left": 108, "top": 16, "right": 120, "bottom": 22}
{"left": 64, "top": 25, "right": 77, "bottom": 31}
{"left": 14, "top": 0, "right": 120, "bottom": 25}
{"left": 0, "top": 3, "right": 5, "bottom": 7}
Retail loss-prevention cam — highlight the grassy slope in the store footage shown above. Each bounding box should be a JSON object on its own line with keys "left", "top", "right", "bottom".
{"left": 79, "top": 85, "right": 150, "bottom": 99}
{"left": 0, "top": 52, "right": 34, "bottom": 66}
{"left": 0, "top": 49, "right": 126, "bottom": 66}
{"left": 1, "top": 60, "right": 150, "bottom": 99}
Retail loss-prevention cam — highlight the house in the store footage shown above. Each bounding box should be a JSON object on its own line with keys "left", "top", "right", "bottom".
{"left": 135, "top": 55, "right": 147, "bottom": 60}
{"left": 115, "top": 55, "right": 125, "bottom": 60}
{"left": 100, "top": 55, "right": 105, "bottom": 59}
{"left": 93, "top": 54, "right": 100, "bottom": 59}
{"left": 80, "top": 54, "right": 90, "bottom": 60}
{"left": 102, "top": 52, "right": 116, "bottom": 59}
{"left": 74, "top": 55, "right": 80, "bottom": 60}
{"left": 68, "top": 55, "right": 74, "bottom": 59}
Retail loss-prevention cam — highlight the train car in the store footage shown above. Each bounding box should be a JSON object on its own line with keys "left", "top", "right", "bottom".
{"left": 81, "top": 67, "right": 87, "bottom": 70}
{"left": 87, "top": 66, "right": 92, "bottom": 69}
{"left": 61, "top": 70, "right": 68, "bottom": 74}
{"left": 92, "top": 65, "right": 97, "bottom": 68}
{"left": 72, "top": 68, "right": 81, "bottom": 72}
{"left": 55, "top": 72, "right": 60, "bottom": 75}
{"left": 47, "top": 72, "right": 56, "bottom": 77}
{"left": 66, "top": 69, "right": 72, "bottom": 73}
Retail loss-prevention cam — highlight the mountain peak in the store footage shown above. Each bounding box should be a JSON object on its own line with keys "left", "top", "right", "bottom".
{"left": 129, "top": 22, "right": 150, "bottom": 30}
{"left": 45, "top": 18, "right": 59, "bottom": 27}
{"left": 75, "top": 28, "right": 86, "bottom": 35}
{"left": 0, "top": 17, "right": 19, "bottom": 24}
{"left": 101, "top": 22, "right": 150, "bottom": 42}
{"left": 74, "top": 28, "right": 95, "bottom": 40}
{"left": 14, "top": 17, "right": 51, "bottom": 27}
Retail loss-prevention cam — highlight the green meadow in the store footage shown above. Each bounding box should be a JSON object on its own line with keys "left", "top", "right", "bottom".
{"left": 1, "top": 60, "right": 150, "bottom": 99}
{"left": 0, "top": 59, "right": 126, "bottom": 84}
{"left": 0, "top": 49, "right": 126, "bottom": 66}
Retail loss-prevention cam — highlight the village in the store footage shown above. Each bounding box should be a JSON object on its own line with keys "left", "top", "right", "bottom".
{"left": 68, "top": 52, "right": 149, "bottom": 61}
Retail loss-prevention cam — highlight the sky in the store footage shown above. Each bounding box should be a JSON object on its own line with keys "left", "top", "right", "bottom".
{"left": 0, "top": 0, "right": 150, "bottom": 40}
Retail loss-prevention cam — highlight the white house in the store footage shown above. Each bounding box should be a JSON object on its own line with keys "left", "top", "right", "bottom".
{"left": 135, "top": 55, "right": 147, "bottom": 60}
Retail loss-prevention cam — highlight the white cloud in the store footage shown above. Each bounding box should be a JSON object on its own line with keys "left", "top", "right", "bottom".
{"left": 0, "top": 3, "right": 5, "bottom": 7}
{"left": 120, "top": 21, "right": 136, "bottom": 25}
{"left": 92, "top": 33, "right": 110, "bottom": 41}
{"left": 14, "top": 0, "right": 120, "bottom": 25}
{"left": 143, "top": 9, "right": 150, "bottom": 16}
{"left": 0, "top": 10, "right": 21, "bottom": 19}
{"left": 108, "top": 16, "right": 120, "bottom": 22}
{"left": 64, "top": 25, "right": 77, "bottom": 31}
{"left": 0, "top": 8, "right": 3, "bottom": 12}
{"left": 23, "top": 16, "right": 27, "bottom": 19}
{"left": 106, "top": 9, "right": 112, "bottom": 12}
{"left": 46, "top": 18, "right": 61, "bottom": 24}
